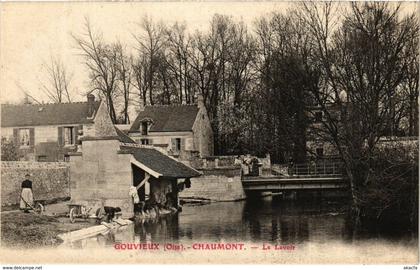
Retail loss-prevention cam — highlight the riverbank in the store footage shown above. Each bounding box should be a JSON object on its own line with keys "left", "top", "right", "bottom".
{"left": 2, "top": 200, "right": 418, "bottom": 264}
{"left": 1, "top": 211, "right": 91, "bottom": 248}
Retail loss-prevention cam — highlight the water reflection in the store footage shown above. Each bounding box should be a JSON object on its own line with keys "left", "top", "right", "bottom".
{"left": 133, "top": 197, "right": 351, "bottom": 245}
{"left": 71, "top": 196, "right": 416, "bottom": 248}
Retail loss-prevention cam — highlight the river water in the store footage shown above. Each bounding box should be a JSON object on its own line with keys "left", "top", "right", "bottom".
{"left": 69, "top": 196, "right": 418, "bottom": 263}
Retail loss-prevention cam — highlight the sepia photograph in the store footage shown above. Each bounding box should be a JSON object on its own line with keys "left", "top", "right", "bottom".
{"left": 0, "top": 1, "right": 418, "bottom": 267}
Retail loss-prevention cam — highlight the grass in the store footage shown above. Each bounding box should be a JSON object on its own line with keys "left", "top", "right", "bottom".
{"left": 1, "top": 211, "right": 90, "bottom": 248}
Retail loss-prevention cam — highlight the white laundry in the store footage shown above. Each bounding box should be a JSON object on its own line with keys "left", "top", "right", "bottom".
{"left": 129, "top": 186, "right": 140, "bottom": 204}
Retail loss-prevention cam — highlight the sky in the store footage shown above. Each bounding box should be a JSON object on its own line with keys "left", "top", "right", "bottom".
{"left": 0, "top": 1, "right": 418, "bottom": 104}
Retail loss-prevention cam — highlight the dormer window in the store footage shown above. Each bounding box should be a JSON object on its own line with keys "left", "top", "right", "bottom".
{"left": 141, "top": 121, "right": 148, "bottom": 135}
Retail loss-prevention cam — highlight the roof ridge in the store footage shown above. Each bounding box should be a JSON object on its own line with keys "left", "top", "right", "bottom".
{"left": 1, "top": 101, "right": 96, "bottom": 107}
{"left": 145, "top": 103, "right": 197, "bottom": 108}
{"left": 1, "top": 100, "right": 101, "bottom": 127}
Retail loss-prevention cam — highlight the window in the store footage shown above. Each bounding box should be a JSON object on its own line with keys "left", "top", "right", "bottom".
{"left": 175, "top": 138, "right": 181, "bottom": 151}
{"left": 64, "top": 127, "right": 75, "bottom": 145}
{"left": 141, "top": 139, "right": 149, "bottom": 145}
{"left": 171, "top": 138, "right": 181, "bottom": 152}
{"left": 19, "top": 129, "right": 30, "bottom": 147}
{"left": 37, "top": 155, "right": 47, "bottom": 162}
{"left": 314, "top": 112, "right": 323, "bottom": 123}
{"left": 316, "top": 147, "right": 324, "bottom": 157}
{"left": 141, "top": 122, "right": 148, "bottom": 135}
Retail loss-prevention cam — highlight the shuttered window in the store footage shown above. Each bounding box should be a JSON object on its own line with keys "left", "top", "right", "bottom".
{"left": 64, "top": 127, "right": 75, "bottom": 145}
{"left": 18, "top": 128, "right": 30, "bottom": 147}
{"left": 58, "top": 127, "right": 63, "bottom": 146}
{"left": 171, "top": 138, "right": 183, "bottom": 152}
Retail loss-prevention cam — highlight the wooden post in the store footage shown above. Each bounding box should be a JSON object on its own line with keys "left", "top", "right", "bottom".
{"left": 136, "top": 172, "right": 150, "bottom": 190}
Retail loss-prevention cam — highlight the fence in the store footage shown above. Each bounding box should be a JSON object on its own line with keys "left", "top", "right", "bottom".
{"left": 289, "top": 161, "right": 343, "bottom": 176}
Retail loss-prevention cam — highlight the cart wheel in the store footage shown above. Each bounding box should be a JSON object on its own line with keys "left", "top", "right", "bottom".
{"left": 34, "top": 202, "right": 44, "bottom": 215}
{"left": 69, "top": 207, "right": 76, "bottom": 223}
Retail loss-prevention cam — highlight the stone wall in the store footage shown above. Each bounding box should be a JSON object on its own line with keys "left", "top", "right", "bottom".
{"left": 192, "top": 106, "right": 214, "bottom": 157}
{"left": 69, "top": 139, "right": 134, "bottom": 218}
{"left": 1, "top": 161, "right": 70, "bottom": 206}
{"left": 180, "top": 167, "right": 246, "bottom": 202}
{"left": 179, "top": 153, "right": 272, "bottom": 202}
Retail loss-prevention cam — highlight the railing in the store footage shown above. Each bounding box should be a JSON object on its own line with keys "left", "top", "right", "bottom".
{"left": 288, "top": 161, "right": 343, "bottom": 176}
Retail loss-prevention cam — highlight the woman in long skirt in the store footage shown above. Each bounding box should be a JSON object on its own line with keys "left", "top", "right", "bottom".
{"left": 20, "top": 173, "right": 33, "bottom": 213}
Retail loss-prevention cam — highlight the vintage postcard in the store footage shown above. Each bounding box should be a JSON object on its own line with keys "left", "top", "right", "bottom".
{"left": 0, "top": 1, "right": 418, "bottom": 267}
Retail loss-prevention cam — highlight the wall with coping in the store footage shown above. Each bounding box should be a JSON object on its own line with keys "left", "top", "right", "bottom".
{"left": 179, "top": 154, "right": 272, "bottom": 202}
{"left": 1, "top": 161, "right": 70, "bottom": 207}
{"left": 180, "top": 167, "right": 246, "bottom": 202}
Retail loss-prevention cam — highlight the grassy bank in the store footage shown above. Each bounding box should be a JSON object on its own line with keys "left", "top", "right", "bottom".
{"left": 1, "top": 211, "right": 90, "bottom": 248}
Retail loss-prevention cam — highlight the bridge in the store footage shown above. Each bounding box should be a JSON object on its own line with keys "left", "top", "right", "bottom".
{"left": 242, "top": 162, "right": 348, "bottom": 191}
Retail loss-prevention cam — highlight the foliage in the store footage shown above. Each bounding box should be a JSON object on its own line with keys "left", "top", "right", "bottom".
{"left": 356, "top": 142, "right": 418, "bottom": 230}
{"left": 1, "top": 137, "right": 19, "bottom": 161}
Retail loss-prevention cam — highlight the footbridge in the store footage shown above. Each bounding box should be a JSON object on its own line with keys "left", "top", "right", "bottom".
{"left": 242, "top": 162, "right": 348, "bottom": 191}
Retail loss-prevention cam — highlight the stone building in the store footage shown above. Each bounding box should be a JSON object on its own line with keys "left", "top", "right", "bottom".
{"left": 1, "top": 94, "right": 100, "bottom": 161}
{"left": 69, "top": 101, "right": 200, "bottom": 218}
{"left": 128, "top": 95, "right": 214, "bottom": 158}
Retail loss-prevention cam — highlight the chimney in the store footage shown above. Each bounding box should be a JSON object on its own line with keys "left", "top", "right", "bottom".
{"left": 87, "top": 94, "right": 95, "bottom": 117}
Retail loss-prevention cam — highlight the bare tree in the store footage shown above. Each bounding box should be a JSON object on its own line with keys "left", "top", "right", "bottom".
{"left": 115, "top": 42, "right": 132, "bottom": 124}
{"left": 39, "top": 55, "right": 73, "bottom": 103}
{"left": 165, "top": 22, "right": 194, "bottom": 104}
{"left": 133, "top": 16, "right": 167, "bottom": 106}
{"left": 72, "top": 18, "right": 119, "bottom": 123}
{"left": 301, "top": 2, "right": 419, "bottom": 214}
{"left": 132, "top": 54, "right": 148, "bottom": 108}
{"left": 401, "top": 28, "right": 419, "bottom": 136}
{"left": 15, "top": 81, "right": 41, "bottom": 104}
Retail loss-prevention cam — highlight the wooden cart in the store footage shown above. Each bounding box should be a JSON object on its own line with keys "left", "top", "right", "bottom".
{"left": 68, "top": 204, "right": 92, "bottom": 223}
{"left": 20, "top": 196, "right": 44, "bottom": 214}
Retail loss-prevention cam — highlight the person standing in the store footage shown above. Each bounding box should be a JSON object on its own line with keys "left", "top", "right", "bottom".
{"left": 288, "top": 156, "right": 294, "bottom": 176}
{"left": 20, "top": 173, "right": 33, "bottom": 213}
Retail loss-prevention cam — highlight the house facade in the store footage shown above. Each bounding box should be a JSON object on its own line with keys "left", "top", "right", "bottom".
{"left": 1, "top": 94, "right": 100, "bottom": 162}
{"left": 128, "top": 95, "right": 214, "bottom": 158}
{"left": 305, "top": 105, "right": 333, "bottom": 159}
{"left": 69, "top": 101, "right": 200, "bottom": 218}
{"left": 305, "top": 98, "right": 418, "bottom": 160}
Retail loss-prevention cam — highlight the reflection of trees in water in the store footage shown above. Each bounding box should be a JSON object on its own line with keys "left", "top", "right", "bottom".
{"left": 82, "top": 198, "right": 412, "bottom": 246}
{"left": 134, "top": 214, "right": 180, "bottom": 243}
{"left": 243, "top": 196, "right": 350, "bottom": 244}
{"left": 177, "top": 202, "right": 247, "bottom": 241}
{"left": 130, "top": 199, "right": 354, "bottom": 244}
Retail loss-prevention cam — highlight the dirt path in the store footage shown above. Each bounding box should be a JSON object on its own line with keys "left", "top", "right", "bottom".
{"left": 1, "top": 203, "right": 92, "bottom": 248}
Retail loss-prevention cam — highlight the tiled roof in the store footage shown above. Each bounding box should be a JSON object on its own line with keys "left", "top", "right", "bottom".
{"left": 129, "top": 104, "right": 199, "bottom": 133}
{"left": 115, "top": 126, "right": 136, "bottom": 144}
{"left": 1, "top": 101, "right": 101, "bottom": 127}
{"left": 124, "top": 146, "right": 201, "bottom": 179}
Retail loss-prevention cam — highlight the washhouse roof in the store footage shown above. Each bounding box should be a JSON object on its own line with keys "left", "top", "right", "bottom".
{"left": 123, "top": 146, "right": 201, "bottom": 179}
